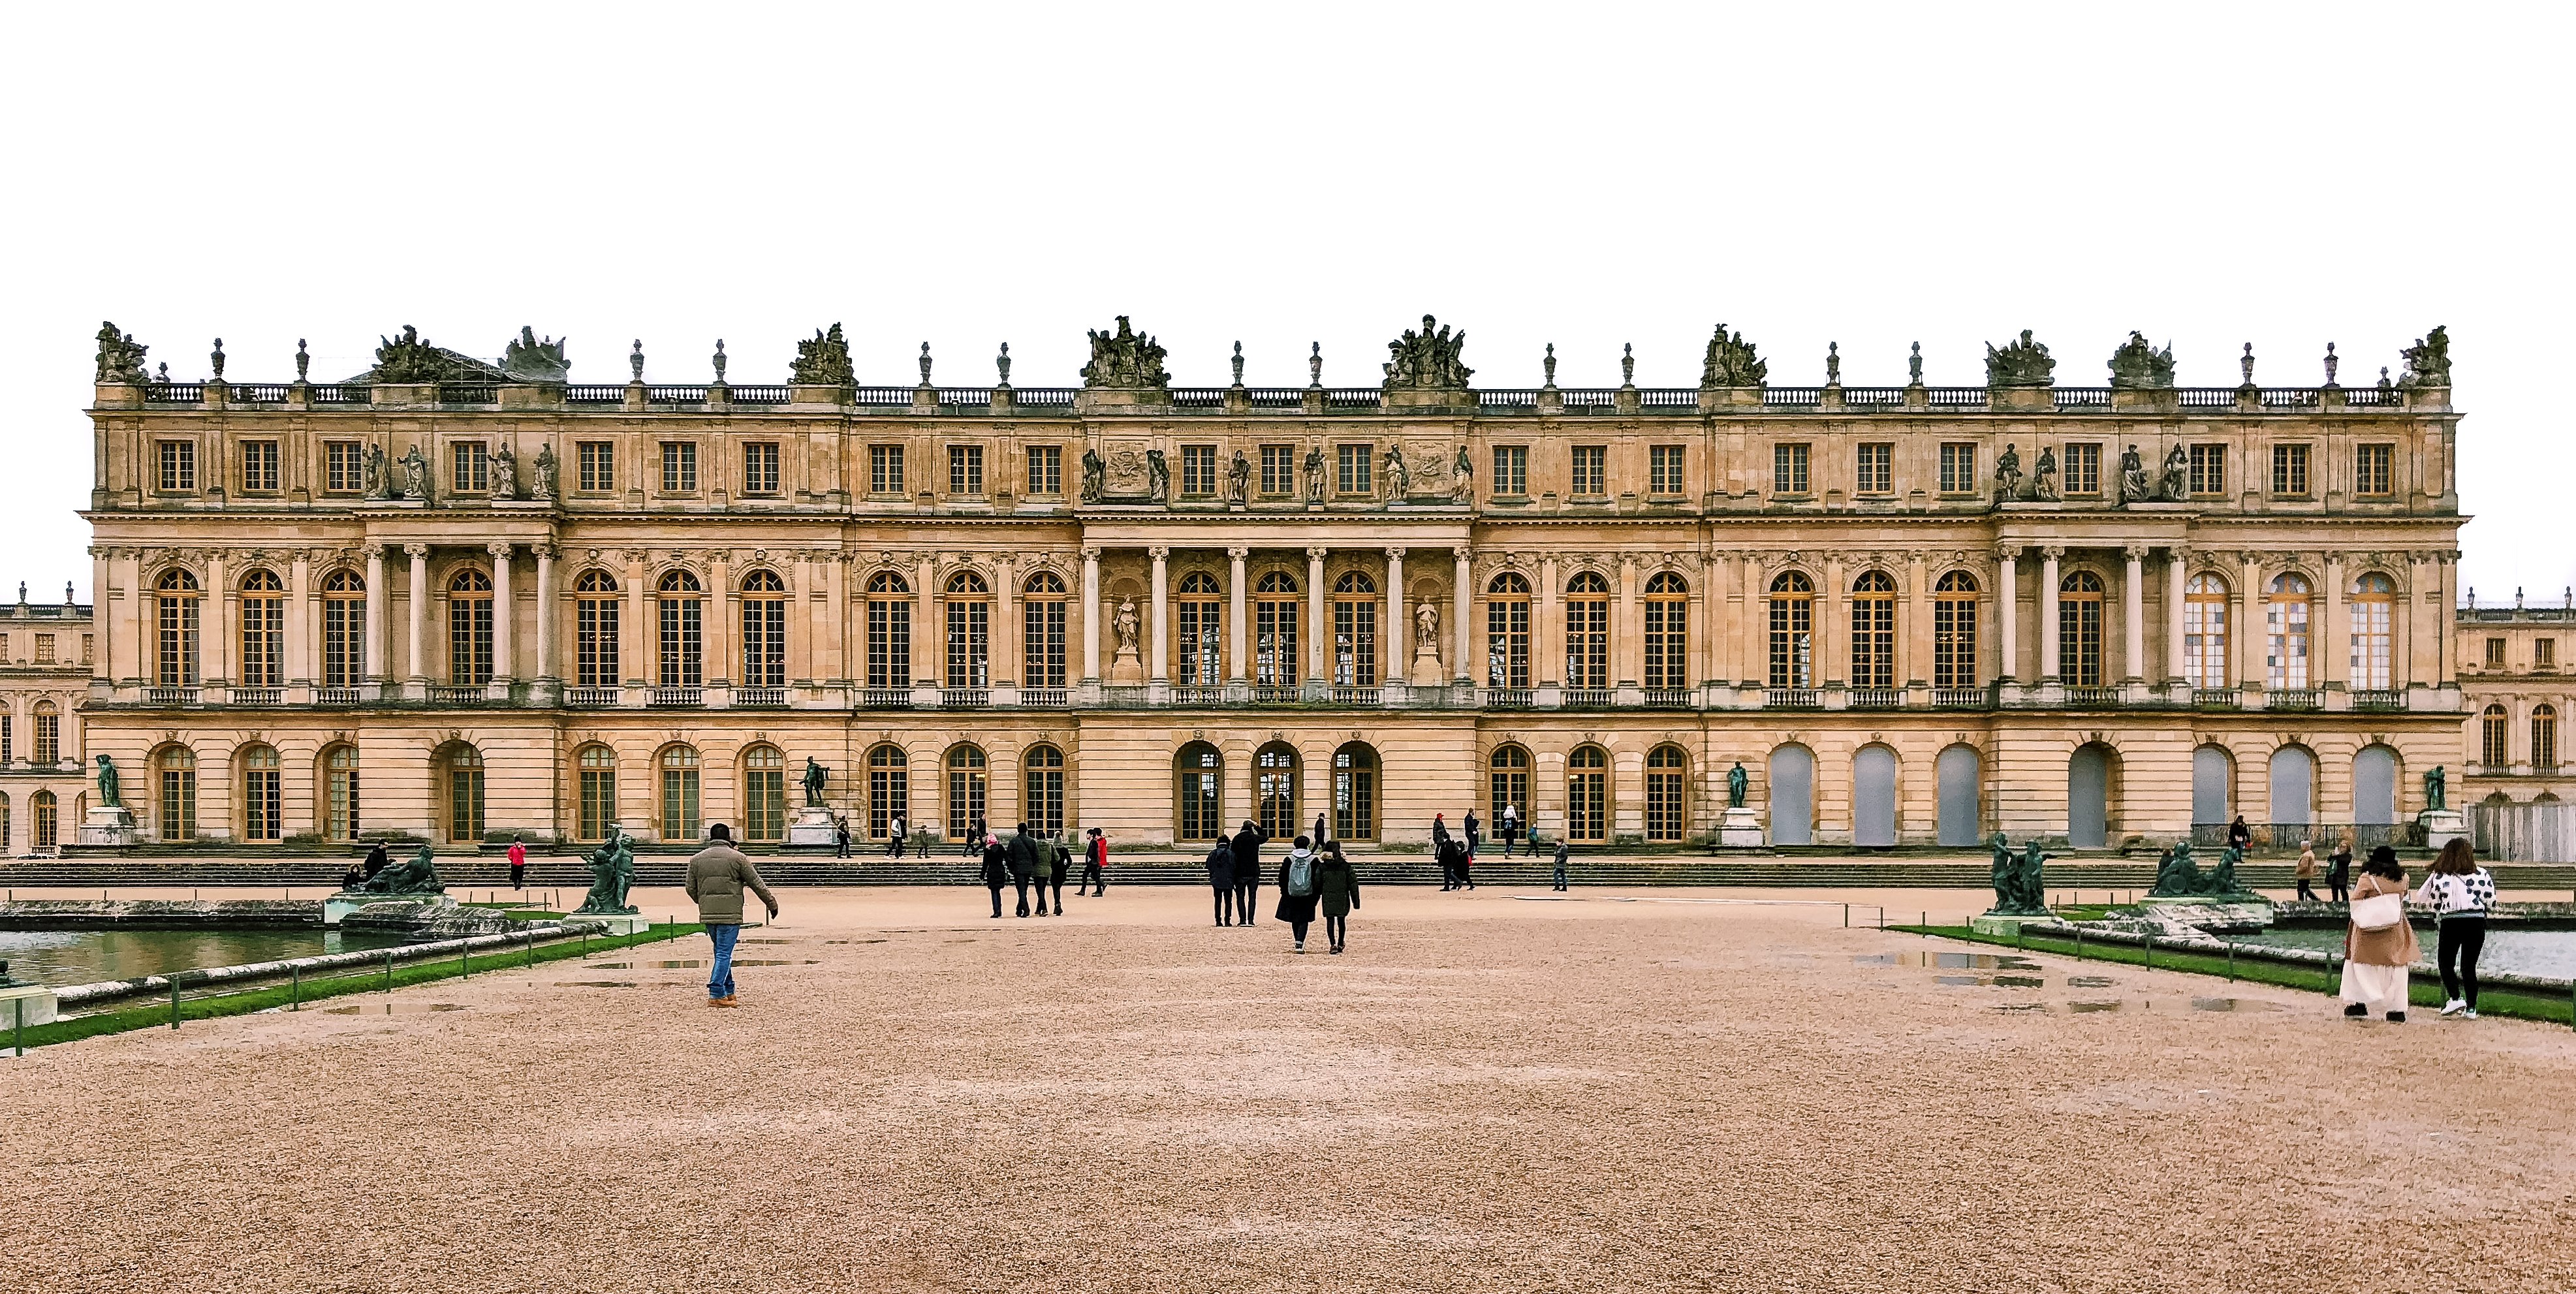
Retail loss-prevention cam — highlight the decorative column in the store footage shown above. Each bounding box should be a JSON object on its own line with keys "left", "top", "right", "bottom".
{"left": 89, "top": 544, "right": 112, "bottom": 695}
{"left": 2122, "top": 544, "right": 2147, "bottom": 684}
{"left": 2165, "top": 545, "right": 2189, "bottom": 689}
{"left": 708, "top": 550, "right": 732, "bottom": 687}
{"left": 1904, "top": 550, "right": 1928, "bottom": 689}
{"left": 1384, "top": 546, "right": 1406, "bottom": 686}
{"left": 287, "top": 550, "right": 312, "bottom": 688}
{"left": 914, "top": 553, "right": 938, "bottom": 691}
{"left": 1305, "top": 546, "right": 1327, "bottom": 687}
{"left": 1615, "top": 555, "right": 1641, "bottom": 691}
{"left": 1996, "top": 545, "right": 2021, "bottom": 683}
{"left": 2037, "top": 546, "right": 2063, "bottom": 682}
{"left": 1538, "top": 556, "right": 1562, "bottom": 692}
{"left": 488, "top": 543, "right": 513, "bottom": 692}
{"left": 363, "top": 544, "right": 386, "bottom": 687}
{"left": 994, "top": 554, "right": 1018, "bottom": 689}
{"left": 2237, "top": 550, "right": 2262, "bottom": 690}
{"left": 204, "top": 549, "right": 230, "bottom": 686}
{"left": 622, "top": 550, "right": 648, "bottom": 687}
{"left": 532, "top": 544, "right": 558, "bottom": 699}
{"left": 1820, "top": 552, "right": 1846, "bottom": 687}
{"left": 1227, "top": 547, "right": 1249, "bottom": 686}
{"left": 405, "top": 544, "right": 431, "bottom": 692}
{"left": 1148, "top": 546, "right": 1169, "bottom": 684}
{"left": 1080, "top": 546, "right": 1102, "bottom": 683}
{"left": 2321, "top": 552, "right": 2345, "bottom": 689}
{"left": 1452, "top": 546, "right": 1473, "bottom": 686}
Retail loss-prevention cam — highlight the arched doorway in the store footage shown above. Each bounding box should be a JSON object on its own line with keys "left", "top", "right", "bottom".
{"left": 2269, "top": 745, "right": 2316, "bottom": 829}
{"left": 2353, "top": 744, "right": 2399, "bottom": 827}
{"left": 2066, "top": 742, "right": 2117, "bottom": 849}
{"left": 1332, "top": 742, "right": 1379, "bottom": 840}
{"left": 658, "top": 744, "right": 701, "bottom": 842}
{"left": 1853, "top": 745, "right": 1898, "bottom": 847}
{"left": 321, "top": 743, "right": 362, "bottom": 842}
{"left": 1644, "top": 745, "right": 1688, "bottom": 843}
{"left": 1566, "top": 746, "right": 1607, "bottom": 844}
{"left": 2192, "top": 744, "right": 2234, "bottom": 827}
{"left": 439, "top": 742, "right": 484, "bottom": 844}
{"left": 1254, "top": 742, "right": 1299, "bottom": 840}
{"left": 1936, "top": 744, "right": 1981, "bottom": 846}
{"left": 1174, "top": 742, "right": 1223, "bottom": 842}
{"left": 866, "top": 744, "right": 909, "bottom": 840}
{"left": 945, "top": 744, "right": 988, "bottom": 839}
{"left": 742, "top": 745, "right": 787, "bottom": 843}
{"left": 1767, "top": 744, "right": 1814, "bottom": 845}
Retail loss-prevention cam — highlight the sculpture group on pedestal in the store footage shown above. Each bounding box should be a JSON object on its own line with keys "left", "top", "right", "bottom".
{"left": 791, "top": 324, "right": 854, "bottom": 387}
{"left": 373, "top": 325, "right": 460, "bottom": 384}
{"left": 95, "top": 322, "right": 149, "bottom": 384}
{"left": 2148, "top": 840, "right": 2253, "bottom": 898}
{"left": 1701, "top": 324, "right": 1766, "bottom": 388}
{"left": 1383, "top": 315, "right": 1472, "bottom": 389}
{"left": 2106, "top": 332, "right": 2176, "bottom": 389}
{"left": 501, "top": 326, "right": 570, "bottom": 383}
{"left": 347, "top": 843, "right": 445, "bottom": 896}
{"left": 1985, "top": 330, "right": 2055, "bottom": 387}
{"left": 1082, "top": 317, "right": 1170, "bottom": 389}
{"left": 1985, "top": 833, "right": 2049, "bottom": 916}
{"left": 576, "top": 827, "right": 640, "bottom": 915}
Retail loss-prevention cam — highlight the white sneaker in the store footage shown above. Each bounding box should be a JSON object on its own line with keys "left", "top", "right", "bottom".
{"left": 2439, "top": 999, "right": 2466, "bottom": 1017}
{"left": 2464, "top": 1009, "right": 2479, "bottom": 1020}
{"left": 1293, "top": 940, "right": 1305, "bottom": 952}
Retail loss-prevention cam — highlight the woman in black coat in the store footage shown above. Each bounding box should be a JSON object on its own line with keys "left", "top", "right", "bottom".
{"left": 1205, "top": 832, "right": 1236, "bottom": 926}
{"left": 1312, "top": 840, "right": 1359, "bottom": 955}
{"left": 1273, "top": 836, "right": 1322, "bottom": 952}
{"left": 979, "top": 834, "right": 1011, "bottom": 919}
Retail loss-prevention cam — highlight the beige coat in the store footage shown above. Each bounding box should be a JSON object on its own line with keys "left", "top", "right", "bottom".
{"left": 685, "top": 844, "right": 779, "bottom": 925}
{"left": 2344, "top": 871, "right": 2421, "bottom": 967}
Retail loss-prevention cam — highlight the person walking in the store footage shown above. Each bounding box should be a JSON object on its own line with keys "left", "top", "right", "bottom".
{"left": 507, "top": 833, "right": 527, "bottom": 890}
{"left": 2294, "top": 840, "right": 2320, "bottom": 903}
{"left": 963, "top": 816, "right": 986, "bottom": 859}
{"left": 1456, "top": 830, "right": 1476, "bottom": 890}
{"left": 835, "top": 815, "right": 851, "bottom": 859}
{"left": 913, "top": 822, "right": 933, "bottom": 859}
{"left": 1314, "top": 838, "right": 1360, "bottom": 954}
{"left": 1433, "top": 813, "right": 1456, "bottom": 890}
{"left": 2341, "top": 845, "right": 2419, "bottom": 1022}
{"left": 1231, "top": 819, "right": 1268, "bottom": 928}
{"left": 1274, "top": 834, "right": 1321, "bottom": 951}
{"left": 980, "top": 832, "right": 1011, "bottom": 918}
{"left": 1205, "top": 830, "right": 1238, "bottom": 926}
{"left": 1552, "top": 837, "right": 1569, "bottom": 892}
{"left": 684, "top": 823, "right": 778, "bottom": 1008}
{"left": 1077, "top": 827, "right": 1108, "bottom": 896}
{"left": 1500, "top": 802, "right": 1522, "bottom": 857}
{"left": 1045, "top": 831, "right": 1069, "bottom": 915}
{"left": 2414, "top": 838, "right": 2496, "bottom": 1018}
{"left": 1463, "top": 808, "right": 1482, "bottom": 860}
{"left": 885, "top": 812, "right": 909, "bottom": 859}
{"left": 2327, "top": 834, "right": 2354, "bottom": 904}
{"left": 1009, "top": 821, "right": 1042, "bottom": 917}
{"left": 2227, "top": 814, "right": 2253, "bottom": 854}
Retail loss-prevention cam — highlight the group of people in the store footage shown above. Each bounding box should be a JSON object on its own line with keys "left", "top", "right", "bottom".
{"left": 2341, "top": 837, "right": 2497, "bottom": 1022}
{"left": 1202, "top": 819, "right": 1361, "bottom": 953}
{"left": 979, "top": 825, "right": 1110, "bottom": 917}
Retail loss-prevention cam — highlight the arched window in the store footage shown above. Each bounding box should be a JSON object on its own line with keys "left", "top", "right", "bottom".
{"left": 1332, "top": 742, "right": 1378, "bottom": 841}
{"left": 322, "top": 744, "right": 361, "bottom": 841}
{"left": 1934, "top": 571, "right": 1979, "bottom": 690}
{"left": 1332, "top": 571, "right": 1378, "bottom": 687}
{"left": 1644, "top": 573, "right": 1689, "bottom": 691}
{"left": 1488, "top": 744, "right": 1530, "bottom": 819}
{"left": 2265, "top": 573, "right": 2313, "bottom": 691}
{"left": 1646, "top": 745, "right": 1688, "bottom": 842}
{"left": 0, "top": 793, "right": 11, "bottom": 853}
{"left": 2184, "top": 573, "right": 2229, "bottom": 689}
{"left": 31, "top": 789, "right": 56, "bottom": 851}
{"left": 657, "top": 570, "right": 703, "bottom": 688}
{"left": 945, "top": 744, "right": 988, "bottom": 838}
{"left": 1564, "top": 572, "right": 1610, "bottom": 690}
{"left": 156, "top": 746, "right": 197, "bottom": 841}
{"left": 867, "top": 571, "right": 912, "bottom": 689}
{"left": 155, "top": 569, "right": 201, "bottom": 686}
{"left": 1485, "top": 573, "right": 1531, "bottom": 689}
{"left": 1567, "top": 745, "right": 1608, "bottom": 844}
{"left": 2480, "top": 704, "right": 2509, "bottom": 769}
{"left": 237, "top": 569, "right": 285, "bottom": 687}
{"left": 1768, "top": 571, "right": 1814, "bottom": 689}
{"left": 659, "top": 744, "right": 701, "bottom": 841}
{"left": 1174, "top": 742, "right": 1223, "bottom": 842}
{"left": 1255, "top": 742, "right": 1300, "bottom": 839}
{"left": 448, "top": 569, "right": 494, "bottom": 686}
{"left": 238, "top": 744, "right": 281, "bottom": 842}
{"left": 1850, "top": 571, "right": 1896, "bottom": 689}
{"left": 1255, "top": 572, "right": 1300, "bottom": 690}
{"left": 32, "top": 702, "right": 59, "bottom": 766}
{"left": 2058, "top": 571, "right": 2105, "bottom": 686}
{"left": 867, "top": 744, "right": 909, "bottom": 840}
{"left": 943, "top": 571, "right": 990, "bottom": 689}
{"left": 441, "top": 742, "right": 484, "bottom": 843}
{"left": 1022, "top": 571, "right": 1069, "bottom": 689}
{"left": 740, "top": 571, "right": 787, "bottom": 689}
{"left": 1024, "top": 744, "right": 1066, "bottom": 835}
{"left": 1176, "top": 571, "right": 1221, "bottom": 687}
{"left": 2536, "top": 704, "right": 2562, "bottom": 774}
{"left": 576, "top": 744, "right": 617, "bottom": 841}
{"left": 322, "top": 570, "right": 366, "bottom": 687}
{"left": 2349, "top": 573, "right": 2395, "bottom": 691}
{"left": 743, "top": 745, "right": 786, "bottom": 842}
{"left": 573, "top": 571, "right": 621, "bottom": 689}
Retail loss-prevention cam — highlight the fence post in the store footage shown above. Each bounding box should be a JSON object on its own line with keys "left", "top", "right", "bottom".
{"left": 14, "top": 996, "right": 24, "bottom": 1057}
{"left": 2143, "top": 934, "right": 2152, "bottom": 970}
{"left": 1842, "top": 904, "right": 1849, "bottom": 928}
{"left": 291, "top": 963, "right": 301, "bottom": 1011}
{"left": 385, "top": 949, "right": 394, "bottom": 993}
{"left": 461, "top": 941, "right": 469, "bottom": 978}
{"left": 2227, "top": 942, "right": 2236, "bottom": 981}
{"left": 170, "top": 974, "right": 181, "bottom": 1030}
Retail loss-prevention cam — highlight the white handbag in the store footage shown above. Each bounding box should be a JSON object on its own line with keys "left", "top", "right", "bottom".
{"left": 2350, "top": 892, "right": 2406, "bottom": 932}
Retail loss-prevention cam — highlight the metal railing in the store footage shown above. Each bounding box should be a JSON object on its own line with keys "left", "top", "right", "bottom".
{"left": 2191, "top": 687, "right": 2241, "bottom": 709}
{"left": 940, "top": 687, "right": 990, "bottom": 708}
{"left": 144, "top": 686, "right": 199, "bottom": 706}
{"left": 1849, "top": 687, "right": 1905, "bottom": 709}
{"left": 860, "top": 687, "right": 913, "bottom": 708}
{"left": 648, "top": 686, "right": 704, "bottom": 707}
{"left": 1767, "top": 687, "right": 1821, "bottom": 708}
{"left": 734, "top": 686, "right": 788, "bottom": 707}
{"left": 231, "top": 687, "right": 282, "bottom": 706}
{"left": 2266, "top": 687, "right": 2323, "bottom": 712}
{"left": 1020, "top": 688, "right": 1069, "bottom": 707}
{"left": 566, "top": 687, "right": 619, "bottom": 707}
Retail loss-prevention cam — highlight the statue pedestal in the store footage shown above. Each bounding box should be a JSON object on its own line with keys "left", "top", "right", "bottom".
{"left": 324, "top": 892, "right": 456, "bottom": 926}
{"left": 2417, "top": 808, "right": 2466, "bottom": 853}
{"left": 2, "top": 983, "right": 60, "bottom": 1049}
{"left": 78, "top": 805, "right": 137, "bottom": 847}
{"left": 576, "top": 913, "right": 654, "bottom": 936}
{"left": 1717, "top": 806, "right": 1764, "bottom": 849}
{"left": 1108, "top": 646, "right": 1145, "bottom": 685}
{"left": 1970, "top": 912, "right": 2055, "bottom": 938}
{"left": 782, "top": 806, "right": 841, "bottom": 854}
{"left": 2136, "top": 895, "right": 2274, "bottom": 934}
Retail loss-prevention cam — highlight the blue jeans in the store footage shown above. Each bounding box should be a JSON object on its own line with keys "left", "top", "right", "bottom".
{"left": 707, "top": 923, "right": 741, "bottom": 999}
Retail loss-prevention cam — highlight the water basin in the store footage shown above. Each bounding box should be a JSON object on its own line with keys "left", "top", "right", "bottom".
{"left": 0, "top": 927, "right": 405, "bottom": 987}
{"left": 2225, "top": 927, "right": 2576, "bottom": 979}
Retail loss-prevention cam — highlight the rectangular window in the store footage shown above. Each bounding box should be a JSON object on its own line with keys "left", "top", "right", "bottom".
{"left": 2486, "top": 637, "right": 2507, "bottom": 668}
{"left": 452, "top": 441, "right": 490, "bottom": 494}
{"left": 1649, "top": 445, "right": 1684, "bottom": 496}
{"left": 323, "top": 592, "right": 364, "bottom": 687}
{"left": 577, "top": 441, "right": 614, "bottom": 492}
{"left": 659, "top": 596, "right": 702, "bottom": 687}
{"left": 82, "top": 634, "right": 93, "bottom": 665}
{"left": 33, "top": 633, "right": 53, "bottom": 664}
{"left": 2539, "top": 639, "right": 2558, "bottom": 669}
{"left": 1336, "top": 444, "right": 1372, "bottom": 496}
{"left": 1768, "top": 593, "right": 1812, "bottom": 687}
{"left": 2064, "top": 443, "right": 2101, "bottom": 496}
{"left": 2271, "top": 443, "right": 2311, "bottom": 496}
{"left": 1571, "top": 446, "right": 1607, "bottom": 497}
{"left": 1855, "top": 443, "right": 1893, "bottom": 494}
{"left": 870, "top": 445, "right": 905, "bottom": 495}
{"left": 945, "top": 597, "right": 989, "bottom": 688}
{"left": 1774, "top": 443, "right": 1811, "bottom": 496}
{"left": 1492, "top": 445, "right": 1528, "bottom": 496}
{"left": 324, "top": 441, "right": 364, "bottom": 494}
{"left": 659, "top": 441, "right": 697, "bottom": 493}
{"left": 1026, "top": 444, "right": 1063, "bottom": 496}
{"left": 1180, "top": 445, "right": 1217, "bottom": 497}
{"left": 158, "top": 440, "right": 196, "bottom": 491}
{"left": 241, "top": 440, "right": 279, "bottom": 493}
{"left": 2188, "top": 443, "right": 2225, "bottom": 496}
{"left": 34, "top": 711, "right": 57, "bottom": 765}
{"left": 949, "top": 444, "right": 984, "bottom": 497}
{"left": 1938, "top": 443, "right": 1977, "bottom": 494}
{"left": 1934, "top": 592, "right": 1979, "bottom": 689}
{"left": 1259, "top": 445, "right": 1296, "bottom": 496}
{"left": 2355, "top": 443, "right": 2394, "bottom": 497}
{"left": 744, "top": 441, "right": 781, "bottom": 494}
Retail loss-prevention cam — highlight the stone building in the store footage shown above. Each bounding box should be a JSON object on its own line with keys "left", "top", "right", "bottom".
{"left": 74, "top": 319, "right": 2468, "bottom": 851}
{"left": 0, "top": 588, "right": 94, "bottom": 853}
{"left": 2457, "top": 593, "right": 2575, "bottom": 806}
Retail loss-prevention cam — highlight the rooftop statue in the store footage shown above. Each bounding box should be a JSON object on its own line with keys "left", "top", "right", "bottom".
{"left": 2031, "top": 445, "right": 2060, "bottom": 501}
{"left": 501, "top": 326, "right": 571, "bottom": 383}
{"left": 1383, "top": 314, "right": 1473, "bottom": 390}
{"left": 1699, "top": 323, "right": 1767, "bottom": 388}
{"left": 2156, "top": 443, "right": 2189, "bottom": 501}
{"left": 530, "top": 443, "right": 559, "bottom": 500}
{"left": 1081, "top": 316, "right": 1170, "bottom": 389}
{"left": 491, "top": 443, "right": 520, "bottom": 499}
{"left": 353, "top": 842, "right": 445, "bottom": 896}
{"left": 2106, "top": 331, "right": 2176, "bottom": 389}
{"left": 2398, "top": 324, "right": 2451, "bottom": 387}
{"left": 95, "top": 322, "right": 149, "bottom": 385}
{"left": 793, "top": 324, "right": 855, "bottom": 386}
{"left": 1985, "top": 330, "right": 2055, "bottom": 388}
{"left": 2117, "top": 444, "right": 2152, "bottom": 505}
{"left": 373, "top": 324, "right": 462, "bottom": 383}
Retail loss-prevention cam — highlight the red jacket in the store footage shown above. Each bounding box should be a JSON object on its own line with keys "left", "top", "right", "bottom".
{"left": 1088, "top": 836, "right": 1108, "bottom": 868}
{"left": 507, "top": 843, "right": 526, "bottom": 866}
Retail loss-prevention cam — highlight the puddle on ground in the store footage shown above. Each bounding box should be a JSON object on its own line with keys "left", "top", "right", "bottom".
{"left": 2067, "top": 1000, "right": 2125, "bottom": 1013}
{"left": 1991, "top": 1003, "right": 2048, "bottom": 1013}
{"left": 2192, "top": 998, "right": 2284, "bottom": 1013}
{"left": 1883, "top": 952, "right": 2041, "bottom": 971}
{"left": 323, "top": 1003, "right": 466, "bottom": 1015}
{"left": 1853, "top": 954, "right": 1896, "bottom": 966}
{"left": 2067, "top": 975, "right": 2117, "bottom": 988}
{"left": 1935, "top": 975, "right": 2047, "bottom": 988}
{"left": 741, "top": 939, "right": 791, "bottom": 945}
{"left": 590, "top": 960, "right": 704, "bottom": 970}
{"left": 732, "top": 959, "right": 813, "bottom": 966}
{"left": 556, "top": 981, "right": 638, "bottom": 988}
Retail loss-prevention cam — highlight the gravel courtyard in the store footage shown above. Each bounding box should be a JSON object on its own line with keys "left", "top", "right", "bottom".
{"left": 12, "top": 885, "right": 2576, "bottom": 1293}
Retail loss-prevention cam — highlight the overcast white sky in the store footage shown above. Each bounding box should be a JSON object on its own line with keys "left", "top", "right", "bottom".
{"left": 3, "top": 3, "right": 2565, "bottom": 604}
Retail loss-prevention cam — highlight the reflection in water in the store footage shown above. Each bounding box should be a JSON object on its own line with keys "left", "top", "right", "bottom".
{"left": 2227, "top": 927, "right": 2576, "bottom": 979}
{"left": 0, "top": 927, "right": 403, "bottom": 986}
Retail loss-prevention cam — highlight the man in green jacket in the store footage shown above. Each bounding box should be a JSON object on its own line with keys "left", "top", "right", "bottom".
{"left": 685, "top": 823, "right": 779, "bottom": 1007}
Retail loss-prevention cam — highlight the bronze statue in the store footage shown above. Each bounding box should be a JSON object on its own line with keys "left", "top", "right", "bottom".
{"left": 802, "top": 757, "right": 829, "bottom": 808}
{"left": 574, "top": 827, "right": 638, "bottom": 915}
{"left": 2424, "top": 765, "right": 2447, "bottom": 812}
{"left": 95, "top": 753, "right": 121, "bottom": 808}
{"left": 1985, "top": 833, "right": 2049, "bottom": 916}
{"left": 354, "top": 842, "right": 444, "bottom": 894}
{"left": 1726, "top": 762, "right": 1749, "bottom": 809}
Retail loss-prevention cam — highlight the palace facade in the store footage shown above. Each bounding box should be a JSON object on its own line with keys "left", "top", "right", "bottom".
{"left": 75, "top": 319, "right": 2468, "bottom": 852}
{"left": 0, "top": 590, "right": 93, "bottom": 853}
{"left": 2457, "top": 595, "right": 2575, "bottom": 807}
